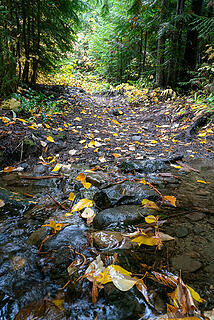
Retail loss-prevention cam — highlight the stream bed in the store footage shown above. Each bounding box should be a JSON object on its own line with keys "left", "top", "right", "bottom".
{"left": 0, "top": 158, "right": 214, "bottom": 319}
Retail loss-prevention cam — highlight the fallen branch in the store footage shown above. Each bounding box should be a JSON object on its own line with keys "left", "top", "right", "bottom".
{"left": 18, "top": 174, "right": 64, "bottom": 180}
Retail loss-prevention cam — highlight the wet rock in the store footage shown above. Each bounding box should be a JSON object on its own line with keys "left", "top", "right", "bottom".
{"left": 92, "top": 230, "right": 136, "bottom": 250}
{"left": 175, "top": 226, "right": 189, "bottom": 238}
{"left": 120, "top": 159, "right": 167, "bottom": 173}
{"left": 15, "top": 299, "right": 66, "bottom": 320}
{"left": 204, "top": 262, "right": 214, "bottom": 274}
{"left": 208, "top": 217, "right": 214, "bottom": 225}
{"left": 94, "top": 181, "right": 158, "bottom": 208}
{"left": 104, "top": 283, "right": 144, "bottom": 318}
{"left": 186, "top": 212, "right": 205, "bottom": 221}
{"left": 93, "top": 190, "right": 111, "bottom": 209}
{"left": 86, "top": 171, "right": 111, "bottom": 188}
{"left": 50, "top": 246, "right": 74, "bottom": 281}
{"left": 33, "top": 164, "right": 47, "bottom": 175}
{"left": 171, "top": 255, "right": 202, "bottom": 273}
{"left": 27, "top": 227, "right": 48, "bottom": 247}
{"left": 43, "top": 225, "right": 88, "bottom": 252}
{"left": 93, "top": 205, "right": 154, "bottom": 229}
{"left": 131, "top": 135, "right": 141, "bottom": 141}
{"left": 0, "top": 187, "right": 34, "bottom": 216}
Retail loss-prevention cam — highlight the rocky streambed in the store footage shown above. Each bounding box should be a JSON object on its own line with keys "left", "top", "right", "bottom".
{"left": 0, "top": 157, "right": 214, "bottom": 319}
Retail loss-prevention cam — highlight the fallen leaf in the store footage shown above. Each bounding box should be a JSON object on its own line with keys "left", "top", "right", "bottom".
{"left": 136, "top": 279, "right": 150, "bottom": 303}
{"left": 197, "top": 180, "right": 210, "bottom": 184}
{"left": 99, "top": 156, "right": 106, "bottom": 163}
{"left": 69, "top": 149, "right": 77, "bottom": 156}
{"left": 145, "top": 215, "right": 159, "bottom": 224}
{"left": 3, "top": 166, "right": 16, "bottom": 173}
{"left": 113, "top": 153, "right": 121, "bottom": 158}
{"left": 42, "top": 219, "right": 66, "bottom": 233}
{"left": 76, "top": 173, "right": 92, "bottom": 189}
{"left": 47, "top": 136, "right": 55, "bottom": 143}
{"left": 131, "top": 233, "right": 161, "bottom": 247}
{"left": 0, "top": 199, "right": 5, "bottom": 207}
{"left": 52, "top": 163, "right": 63, "bottom": 172}
{"left": 106, "top": 265, "right": 137, "bottom": 291}
{"left": 69, "top": 198, "right": 93, "bottom": 214}
{"left": 68, "top": 192, "right": 75, "bottom": 201}
{"left": 142, "top": 200, "right": 159, "bottom": 210}
{"left": 163, "top": 196, "right": 176, "bottom": 207}
{"left": 11, "top": 256, "right": 26, "bottom": 270}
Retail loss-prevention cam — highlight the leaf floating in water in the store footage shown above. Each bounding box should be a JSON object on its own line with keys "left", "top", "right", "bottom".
{"left": 11, "top": 256, "right": 26, "bottom": 270}
{"left": 106, "top": 265, "right": 137, "bottom": 291}
{"left": 131, "top": 233, "right": 161, "bottom": 247}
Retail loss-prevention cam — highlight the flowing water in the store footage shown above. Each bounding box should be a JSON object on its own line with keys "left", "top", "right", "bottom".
{"left": 0, "top": 158, "right": 214, "bottom": 319}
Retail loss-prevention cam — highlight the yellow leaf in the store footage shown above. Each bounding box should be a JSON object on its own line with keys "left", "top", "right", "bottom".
{"left": 140, "top": 178, "right": 147, "bottom": 185}
{"left": 88, "top": 140, "right": 95, "bottom": 148}
{"left": 142, "top": 200, "right": 159, "bottom": 210}
{"left": 79, "top": 139, "right": 86, "bottom": 144}
{"left": 99, "top": 156, "right": 106, "bottom": 163}
{"left": 58, "top": 128, "right": 63, "bottom": 131}
{"left": 131, "top": 234, "right": 160, "bottom": 246}
{"left": 200, "top": 139, "right": 206, "bottom": 144}
{"left": 112, "top": 120, "right": 121, "bottom": 125}
{"left": 68, "top": 192, "right": 75, "bottom": 201}
{"left": 163, "top": 196, "right": 176, "bottom": 207}
{"left": 70, "top": 198, "right": 93, "bottom": 213}
{"left": 113, "top": 133, "right": 118, "bottom": 136}
{"left": 76, "top": 173, "right": 92, "bottom": 189}
{"left": 145, "top": 215, "right": 159, "bottom": 224}
{"left": 17, "top": 118, "right": 28, "bottom": 123}
{"left": 52, "top": 299, "right": 64, "bottom": 310}
{"left": 42, "top": 219, "right": 65, "bottom": 233}
{"left": 106, "top": 265, "right": 137, "bottom": 291}
{"left": 47, "top": 136, "right": 55, "bottom": 143}
{"left": 197, "top": 180, "right": 210, "bottom": 184}
{"left": 150, "top": 140, "right": 158, "bottom": 144}
{"left": 3, "top": 166, "right": 16, "bottom": 173}
{"left": 207, "top": 128, "right": 213, "bottom": 133}
{"left": 52, "top": 163, "right": 63, "bottom": 172}
{"left": 170, "top": 164, "right": 181, "bottom": 169}
{"left": 74, "top": 117, "right": 81, "bottom": 121}
{"left": 97, "top": 268, "right": 112, "bottom": 285}
{"left": 44, "top": 123, "right": 51, "bottom": 129}
{"left": 198, "top": 131, "right": 207, "bottom": 137}
{"left": 186, "top": 285, "right": 205, "bottom": 303}
{"left": 113, "top": 153, "right": 121, "bottom": 158}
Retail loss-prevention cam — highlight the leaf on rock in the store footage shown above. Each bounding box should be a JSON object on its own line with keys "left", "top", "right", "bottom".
{"left": 70, "top": 198, "right": 93, "bottom": 213}
{"left": 42, "top": 219, "right": 66, "bottom": 233}
{"left": 52, "top": 163, "right": 63, "bottom": 172}
{"left": 142, "top": 200, "right": 159, "bottom": 210}
{"left": 131, "top": 233, "right": 161, "bottom": 247}
{"left": 163, "top": 196, "right": 176, "bottom": 207}
{"left": 68, "top": 192, "right": 75, "bottom": 201}
{"left": 76, "top": 173, "right": 92, "bottom": 189}
{"left": 186, "top": 285, "right": 205, "bottom": 303}
{"left": 81, "top": 208, "right": 96, "bottom": 224}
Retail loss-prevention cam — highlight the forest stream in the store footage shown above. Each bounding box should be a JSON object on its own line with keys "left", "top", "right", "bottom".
{"left": 0, "top": 155, "right": 214, "bottom": 319}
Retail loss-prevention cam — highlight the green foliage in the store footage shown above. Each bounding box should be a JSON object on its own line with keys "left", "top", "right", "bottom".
{"left": 11, "top": 89, "right": 64, "bottom": 120}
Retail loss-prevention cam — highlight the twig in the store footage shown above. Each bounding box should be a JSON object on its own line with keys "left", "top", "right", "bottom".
{"left": 19, "top": 174, "right": 64, "bottom": 180}
{"left": 47, "top": 193, "right": 68, "bottom": 211}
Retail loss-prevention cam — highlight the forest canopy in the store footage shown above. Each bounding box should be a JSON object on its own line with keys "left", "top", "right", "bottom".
{"left": 0, "top": 0, "right": 213, "bottom": 96}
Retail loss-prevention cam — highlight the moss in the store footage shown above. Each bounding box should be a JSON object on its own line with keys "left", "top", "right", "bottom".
{"left": 24, "top": 138, "right": 36, "bottom": 147}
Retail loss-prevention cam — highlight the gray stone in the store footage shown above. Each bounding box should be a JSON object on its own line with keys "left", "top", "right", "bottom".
{"left": 171, "top": 255, "right": 202, "bottom": 273}
{"left": 93, "top": 205, "right": 155, "bottom": 229}
{"left": 86, "top": 171, "right": 111, "bottom": 187}
{"left": 33, "top": 164, "right": 47, "bottom": 175}
{"left": 175, "top": 226, "right": 189, "bottom": 238}
{"left": 94, "top": 181, "right": 158, "bottom": 208}
{"left": 120, "top": 159, "right": 167, "bottom": 173}
{"left": 186, "top": 212, "right": 205, "bottom": 222}
{"left": 131, "top": 135, "right": 141, "bottom": 141}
